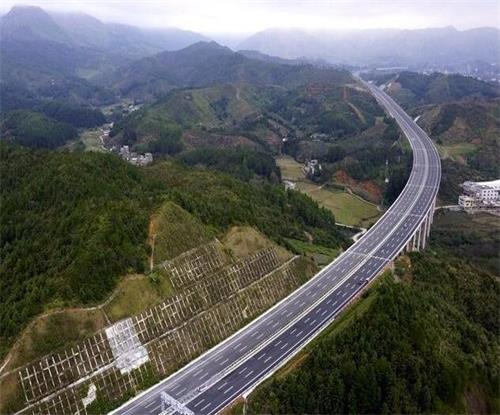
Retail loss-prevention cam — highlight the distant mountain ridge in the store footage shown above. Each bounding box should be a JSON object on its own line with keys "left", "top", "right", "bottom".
{"left": 0, "top": 5, "right": 208, "bottom": 58}
{"left": 50, "top": 11, "right": 208, "bottom": 58}
{"left": 0, "top": 5, "right": 208, "bottom": 106}
{"left": 239, "top": 26, "right": 500, "bottom": 67}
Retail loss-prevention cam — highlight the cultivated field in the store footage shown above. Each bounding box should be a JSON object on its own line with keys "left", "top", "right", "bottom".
{"left": 277, "top": 156, "right": 381, "bottom": 227}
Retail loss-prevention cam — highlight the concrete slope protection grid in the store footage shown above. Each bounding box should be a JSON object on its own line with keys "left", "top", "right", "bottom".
{"left": 111, "top": 80, "right": 441, "bottom": 415}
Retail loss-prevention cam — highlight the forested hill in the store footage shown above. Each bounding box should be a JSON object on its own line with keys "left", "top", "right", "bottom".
{"left": 0, "top": 144, "right": 349, "bottom": 357}
{"left": 384, "top": 71, "right": 499, "bottom": 107}
{"left": 246, "top": 248, "right": 500, "bottom": 414}
{"left": 102, "top": 41, "right": 352, "bottom": 101}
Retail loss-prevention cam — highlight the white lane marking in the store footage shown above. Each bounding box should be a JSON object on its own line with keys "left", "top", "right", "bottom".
{"left": 149, "top": 404, "right": 160, "bottom": 413}
{"left": 194, "top": 399, "right": 205, "bottom": 408}
{"left": 144, "top": 401, "right": 156, "bottom": 409}
{"left": 224, "top": 385, "right": 234, "bottom": 395}
{"left": 244, "top": 370, "right": 254, "bottom": 378}
{"left": 264, "top": 355, "right": 272, "bottom": 363}
{"left": 201, "top": 402, "right": 212, "bottom": 411}
{"left": 217, "top": 381, "right": 228, "bottom": 391}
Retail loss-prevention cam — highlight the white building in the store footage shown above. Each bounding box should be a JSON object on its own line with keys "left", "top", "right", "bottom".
{"left": 458, "top": 179, "right": 500, "bottom": 209}
{"left": 304, "top": 159, "right": 322, "bottom": 177}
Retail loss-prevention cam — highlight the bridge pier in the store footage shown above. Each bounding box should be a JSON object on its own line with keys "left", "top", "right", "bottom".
{"left": 405, "top": 197, "right": 436, "bottom": 253}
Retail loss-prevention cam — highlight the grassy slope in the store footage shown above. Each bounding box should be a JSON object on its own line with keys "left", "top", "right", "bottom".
{"left": 150, "top": 201, "right": 214, "bottom": 264}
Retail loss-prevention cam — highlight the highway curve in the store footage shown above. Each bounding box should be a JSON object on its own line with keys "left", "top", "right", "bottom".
{"left": 111, "top": 79, "right": 441, "bottom": 415}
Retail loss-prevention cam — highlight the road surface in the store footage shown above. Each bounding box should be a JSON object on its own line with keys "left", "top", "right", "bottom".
{"left": 111, "top": 80, "right": 441, "bottom": 415}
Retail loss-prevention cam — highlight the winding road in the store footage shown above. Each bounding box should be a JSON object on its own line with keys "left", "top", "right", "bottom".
{"left": 111, "top": 79, "right": 441, "bottom": 415}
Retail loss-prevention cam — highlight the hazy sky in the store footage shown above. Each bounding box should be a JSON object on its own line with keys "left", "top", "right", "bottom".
{"left": 2, "top": 0, "right": 499, "bottom": 34}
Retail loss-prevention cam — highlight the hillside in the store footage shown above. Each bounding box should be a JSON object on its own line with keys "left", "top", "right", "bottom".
{"left": 102, "top": 41, "right": 352, "bottom": 101}
{"left": 383, "top": 71, "right": 499, "bottom": 107}
{"left": 0, "top": 144, "right": 349, "bottom": 357}
{"left": 110, "top": 72, "right": 406, "bottom": 203}
{"left": 244, "top": 248, "right": 499, "bottom": 414}
{"left": 1, "top": 110, "right": 77, "bottom": 149}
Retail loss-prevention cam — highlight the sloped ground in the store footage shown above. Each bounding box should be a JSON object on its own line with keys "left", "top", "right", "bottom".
{"left": 0, "top": 218, "right": 316, "bottom": 414}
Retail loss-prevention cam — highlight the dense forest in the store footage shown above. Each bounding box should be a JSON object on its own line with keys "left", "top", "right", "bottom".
{"left": 0, "top": 144, "right": 348, "bottom": 356}
{"left": 179, "top": 147, "right": 281, "bottom": 182}
{"left": 1, "top": 110, "right": 77, "bottom": 148}
{"left": 247, "top": 249, "right": 499, "bottom": 414}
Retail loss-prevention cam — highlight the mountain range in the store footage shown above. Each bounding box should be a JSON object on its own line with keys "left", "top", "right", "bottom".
{"left": 0, "top": 5, "right": 207, "bottom": 58}
{"left": 238, "top": 27, "right": 500, "bottom": 67}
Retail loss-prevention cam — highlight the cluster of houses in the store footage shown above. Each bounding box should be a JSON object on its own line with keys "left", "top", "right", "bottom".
{"left": 458, "top": 179, "right": 500, "bottom": 211}
{"left": 304, "top": 159, "right": 322, "bottom": 177}
{"left": 117, "top": 145, "right": 153, "bottom": 166}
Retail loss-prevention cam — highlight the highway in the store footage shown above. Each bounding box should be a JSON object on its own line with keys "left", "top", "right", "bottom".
{"left": 111, "top": 80, "right": 441, "bottom": 415}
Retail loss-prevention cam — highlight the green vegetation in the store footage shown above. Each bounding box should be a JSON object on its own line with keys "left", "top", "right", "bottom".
{"left": 0, "top": 144, "right": 150, "bottom": 355}
{"left": 247, "top": 251, "right": 499, "bottom": 414}
{"left": 221, "top": 226, "right": 292, "bottom": 263}
{"left": 430, "top": 210, "right": 500, "bottom": 275}
{"left": 390, "top": 71, "right": 499, "bottom": 107}
{"left": 295, "top": 182, "right": 380, "bottom": 227}
{"left": 284, "top": 238, "right": 340, "bottom": 267}
{"left": 35, "top": 100, "right": 106, "bottom": 128}
{"left": 1, "top": 110, "right": 77, "bottom": 148}
{"left": 78, "top": 128, "right": 107, "bottom": 152}
{"left": 147, "top": 162, "right": 349, "bottom": 250}
{"left": 277, "top": 156, "right": 381, "bottom": 227}
{"left": 150, "top": 201, "right": 213, "bottom": 264}
{"left": 180, "top": 147, "right": 280, "bottom": 182}
{"left": 105, "top": 41, "right": 352, "bottom": 101}
{"left": 109, "top": 83, "right": 271, "bottom": 155}
{"left": 276, "top": 155, "right": 305, "bottom": 181}
{"left": 0, "top": 144, "right": 348, "bottom": 356}
{"left": 384, "top": 72, "right": 499, "bottom": 203}
{"left": 6, "top": 309, "right": 107, "bottom": 371}
{"left": 104, "top": 273, "right": 174, "bottom": 322}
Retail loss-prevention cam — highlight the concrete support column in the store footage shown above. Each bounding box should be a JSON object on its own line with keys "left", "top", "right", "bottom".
{"left": 427, "top": 209, "right": 432, "bottom": 238}
{"left": 421, "top": 220, "right": 427, "bottom": 250}
{"left": 430, "top": 198, "right": 436, "bottom": 224}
